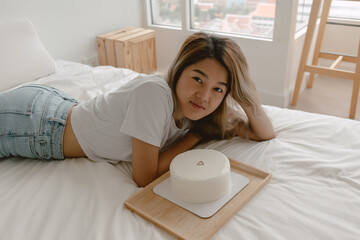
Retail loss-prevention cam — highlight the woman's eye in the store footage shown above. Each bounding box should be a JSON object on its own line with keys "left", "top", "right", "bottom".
{"left": 214, "top": 88, "right": 223, "bottom": 93}
{"left": 193, "top": 77, "right": 202, "bottom": 83}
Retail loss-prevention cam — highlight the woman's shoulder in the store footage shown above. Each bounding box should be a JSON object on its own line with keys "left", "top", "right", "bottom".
{"left": 131, "top": 74, "right": 171, "bottom": 94}
{"left": 136, "top": 73, "right": 168, "bottom": 85}
{"left": 127, "top": 74, "right": 174, "bottom": 112}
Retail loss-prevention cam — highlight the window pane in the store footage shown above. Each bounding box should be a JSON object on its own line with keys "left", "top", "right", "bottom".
{"left": 190, "top": 0, "right": 276, "bottom": 39}
{"left": 150, "top": 0, "right": 182, "bottom": 27}
{"left": 296, "top": 0, "right": 360, "bottom": 33}
{"left": 329, "top": 0, "right": 360, "bottom": 20}
{"left": 296, "top": 0, "right": 313, "bottom": 32}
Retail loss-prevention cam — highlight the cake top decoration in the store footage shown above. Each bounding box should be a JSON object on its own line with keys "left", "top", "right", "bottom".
{"left": 170, "top": 149, "right": 230, "bottom": 180}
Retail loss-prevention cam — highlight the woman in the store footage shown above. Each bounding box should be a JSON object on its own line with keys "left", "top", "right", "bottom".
{"left": 0, "top": 32, "right": 275, "bottom": 187}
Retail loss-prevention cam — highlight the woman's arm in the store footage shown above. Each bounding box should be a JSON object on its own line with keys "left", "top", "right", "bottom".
{"left": 235, "top": 105, "right": 275, "bottom": 141}
{"left": 132, "top": 132, "right": 201, "bottom": 187}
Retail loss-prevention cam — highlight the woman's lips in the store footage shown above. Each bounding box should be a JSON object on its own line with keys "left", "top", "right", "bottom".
{"left": 190, "top": 101, "right": 205, "bottom": 110}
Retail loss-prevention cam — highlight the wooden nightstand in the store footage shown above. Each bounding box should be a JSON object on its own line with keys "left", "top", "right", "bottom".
{"left": 97, "top": 27, "right": 157, "bottom": 74}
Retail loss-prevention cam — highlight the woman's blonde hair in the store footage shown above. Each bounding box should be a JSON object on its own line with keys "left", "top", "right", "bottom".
{"left": 167, "top": 32, "right": 260, "bottom": 140}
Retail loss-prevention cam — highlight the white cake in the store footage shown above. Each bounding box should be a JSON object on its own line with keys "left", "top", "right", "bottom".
{"left": 169, "top": 149, "right": 232, "bottom": 203}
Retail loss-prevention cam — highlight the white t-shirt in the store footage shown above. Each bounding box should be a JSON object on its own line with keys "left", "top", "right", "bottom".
{"left": 71, "top": 74, "right": 188, "bottom": 164}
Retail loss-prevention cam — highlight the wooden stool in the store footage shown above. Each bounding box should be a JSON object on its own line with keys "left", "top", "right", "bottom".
{"left": 291, "top": 0, "right": 360, "bottom": 119}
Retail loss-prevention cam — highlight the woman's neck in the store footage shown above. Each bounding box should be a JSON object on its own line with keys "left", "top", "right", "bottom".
{"left": 173, "top": 110, "right": 185, "bottom": 128}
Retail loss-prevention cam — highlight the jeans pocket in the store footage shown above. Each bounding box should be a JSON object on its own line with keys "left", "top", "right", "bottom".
{"left": 0, "top": 88, "right": 43, "bottom": 115}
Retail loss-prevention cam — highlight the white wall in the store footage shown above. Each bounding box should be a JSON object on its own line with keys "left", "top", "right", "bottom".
{"left": 0, "top": 0, "right": 142, "bottom": 63}
{"left": 322, "top": 21, "right": 360, "bottom": 57}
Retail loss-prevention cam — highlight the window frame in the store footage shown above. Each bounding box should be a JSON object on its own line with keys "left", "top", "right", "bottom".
{"left": 146, "top": 0, "right": 277, "bottom": 41}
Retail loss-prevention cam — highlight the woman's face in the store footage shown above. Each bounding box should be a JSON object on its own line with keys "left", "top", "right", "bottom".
{"left": 175, "top": 58, "right": 228, "bottom": 121}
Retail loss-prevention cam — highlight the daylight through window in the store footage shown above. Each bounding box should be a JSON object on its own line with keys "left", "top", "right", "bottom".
{"left": 150, "top": 0, "right": 276, "bottom": 39}
{"left": 150, "top": 0, "right": 182, "bottom": 28}
{"left": 296, "top": 0, "right": 360, "bottom": 32}
{"left": 190, "top": 0, "right": 276, "bottom": 39}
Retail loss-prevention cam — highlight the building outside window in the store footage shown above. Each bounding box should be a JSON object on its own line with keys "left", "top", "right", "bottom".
{"left": 150, "top": 0, "right": 276, "bottom": 39}
{"left": 150, "top": 0, "right": 182, "bottom": 27}
{"left": 149, "top": 0, "right": 359, "bottom": 39}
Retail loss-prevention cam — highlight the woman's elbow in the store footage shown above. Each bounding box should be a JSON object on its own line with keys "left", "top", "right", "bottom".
{"left": 263, "top": 132, "right": 276, "bottom": 140}
{"left": 261, "top": 131, "right": 276, "bottom": 141}
{"left": 133, "top": 176, "right": 151, "bottom": 188}
{"left": 252, "top": 130, "right": 276, "bottom": 141}
{"left": 133, "top": 169, "right": 158, "bottom": 187}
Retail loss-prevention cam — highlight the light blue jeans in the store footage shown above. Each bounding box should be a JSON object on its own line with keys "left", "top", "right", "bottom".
{"left": 0, "top": 84, "right": 77, "bottom": 160}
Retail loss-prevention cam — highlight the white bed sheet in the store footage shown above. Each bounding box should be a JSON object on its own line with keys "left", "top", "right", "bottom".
{"left": 0, "top": 60, "right": 359, "bottom": 240}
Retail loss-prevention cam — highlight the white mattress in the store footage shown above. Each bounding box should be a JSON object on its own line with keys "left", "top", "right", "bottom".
{"left": 1, "top": 60, "right": 359, "bottom": 240}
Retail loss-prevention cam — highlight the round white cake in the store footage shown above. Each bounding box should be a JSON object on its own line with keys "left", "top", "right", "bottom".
{"left": 169, "top": 149, "right": 231, "bottom": 204}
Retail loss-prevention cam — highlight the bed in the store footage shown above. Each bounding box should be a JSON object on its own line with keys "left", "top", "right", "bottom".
{"left": 1, "top": 19, "right": 360, "bottom": 240}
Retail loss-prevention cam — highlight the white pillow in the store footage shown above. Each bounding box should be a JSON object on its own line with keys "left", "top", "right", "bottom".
{"left": 0, "top": 18, "right": 56, "bottom": 92}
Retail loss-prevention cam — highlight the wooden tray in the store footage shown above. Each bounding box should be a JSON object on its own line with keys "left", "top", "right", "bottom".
{"left": 124, "top": 159, "right": 271, "bottom": 240}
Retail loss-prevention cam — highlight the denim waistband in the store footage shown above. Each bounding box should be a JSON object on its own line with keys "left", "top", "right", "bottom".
{"left": 49, "top": 99, "right": 76, "bottom": 159}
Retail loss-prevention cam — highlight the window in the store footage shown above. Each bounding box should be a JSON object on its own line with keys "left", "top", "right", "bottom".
{"left": 150, "top": 0, "right": 182, "bottom": 28}
{"left": 149, "top": 0, "right": 277, "bottom": 39}
{"left": 296, "top": 0, "right": 360, "bottom": 32}
{"left": 329, "top": 0, "right": 360, "bottom": 21}
{"left": 190, "top": 0, "right": 276, "bottom": 39}
{"left": 296, "top": 0, "right": 313, "bottom": 32}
